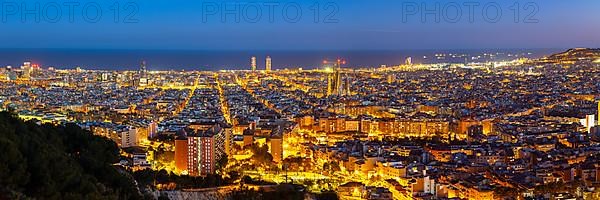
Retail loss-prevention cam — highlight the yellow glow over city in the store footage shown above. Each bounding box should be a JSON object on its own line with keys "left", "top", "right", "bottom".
{"left": 3, "top": 48, "right": 600, "bottom": 200}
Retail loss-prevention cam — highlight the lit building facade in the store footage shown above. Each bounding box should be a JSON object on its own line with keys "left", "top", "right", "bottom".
{"left": 580, "top": 114, "right": 595, "bottom": 133}
{"left": 121, "top": 128, "right": 139, "bottom": 148}
{"left": 174, "top": 137, "right": 188, "bottom": 173}
{"left": 175, "top": 123, "right": 226, "bottom": 176}
{"left": 251, "top": 56, "right": 257, "bottom": 71}
{"left": 265, "top": 56, "right": 272, "bottom": 72}
{"left": 311, "top": 117, "right": 451, "bottom": 138}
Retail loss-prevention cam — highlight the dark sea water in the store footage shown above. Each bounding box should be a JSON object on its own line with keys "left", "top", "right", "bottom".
{"left": 0, "top": 49, "right": 560, "bottom": 71}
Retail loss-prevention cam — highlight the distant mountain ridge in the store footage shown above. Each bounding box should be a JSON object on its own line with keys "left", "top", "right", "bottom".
{"left": 533, "top": 48, "right": 600, "bottom": 64}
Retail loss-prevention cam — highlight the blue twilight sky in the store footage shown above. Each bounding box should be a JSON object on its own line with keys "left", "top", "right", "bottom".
{"left": 0, "top": 0, "right": 599, "bottom": 50}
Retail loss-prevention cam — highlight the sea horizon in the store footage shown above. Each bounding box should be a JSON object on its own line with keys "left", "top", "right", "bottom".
{"left": 0, "top": 48, "right": 564, "bottom": 71}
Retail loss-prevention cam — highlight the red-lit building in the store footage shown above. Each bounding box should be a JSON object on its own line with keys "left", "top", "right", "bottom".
{"left": 174, "top": 136, "right": 188, "bottom": 173}
{"left": 174, "top": 123, "right": 227, "bottom": 176}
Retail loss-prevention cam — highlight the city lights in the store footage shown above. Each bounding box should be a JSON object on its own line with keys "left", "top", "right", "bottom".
{"left": 2, "top": 1, "right": 600, "bottom": 199}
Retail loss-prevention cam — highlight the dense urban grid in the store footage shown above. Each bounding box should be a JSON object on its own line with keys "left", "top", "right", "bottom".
{"left": 1, "top": 48, "right": 600, "bottom": 200}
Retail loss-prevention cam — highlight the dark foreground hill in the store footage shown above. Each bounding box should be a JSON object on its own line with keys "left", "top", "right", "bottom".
{"left": 0, "top": 112, "right": 142, "bottom": 200}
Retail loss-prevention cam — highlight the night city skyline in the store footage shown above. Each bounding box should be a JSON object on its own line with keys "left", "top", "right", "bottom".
{"left": 1, "top": 1, "right": 600, "bottom": 200}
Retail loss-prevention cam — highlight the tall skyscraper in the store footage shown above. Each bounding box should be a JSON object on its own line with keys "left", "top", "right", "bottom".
{"left": 139, "top": 60, "right": 149, "bottom": 87}
{"left": 405, "top": 57, "right": 412, "bottom": 65}
{"left": 251, "top": 56, "right": 257, "bottom": 71}
{"left": 265, "top": 56, "right": 272, "bottom": 72}
{"left": 140, "top": 60, "right": 147, "bottom": 75}
{"left": 21, "top": 61, "right": 32, "bottom": 79}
